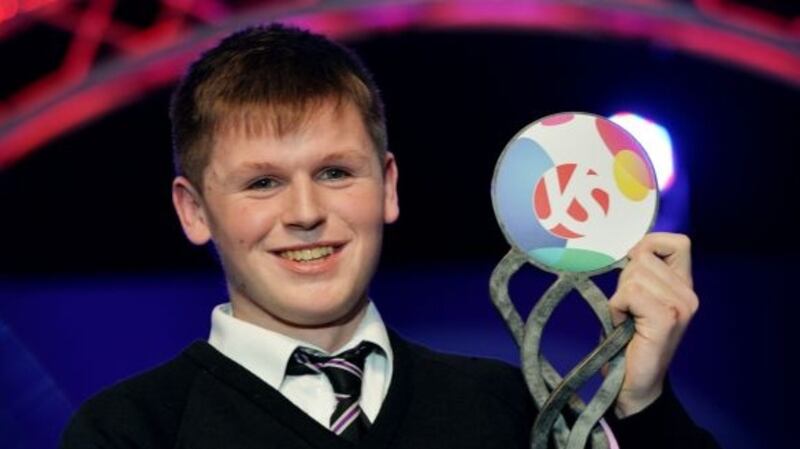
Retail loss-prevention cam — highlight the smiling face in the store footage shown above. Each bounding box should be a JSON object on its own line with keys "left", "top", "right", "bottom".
{"left": 172, "top": 99, "right": 399, "bottom": 337}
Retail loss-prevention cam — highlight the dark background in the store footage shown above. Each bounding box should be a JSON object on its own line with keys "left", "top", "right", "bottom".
{"left": 3, "top": 30, "right": 799, "bottom": 272}
{"left": 2, "top": 26, "right": 799, "bottom": 449}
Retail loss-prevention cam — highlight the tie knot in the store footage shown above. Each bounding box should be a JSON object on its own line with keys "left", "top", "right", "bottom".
{"left": 286, "top": 341, "right": 377, "bottom": 396}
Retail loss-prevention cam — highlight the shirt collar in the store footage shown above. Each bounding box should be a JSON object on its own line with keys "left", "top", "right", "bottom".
{"left": 208, "top": 301, "right": 393, "bottom": 390}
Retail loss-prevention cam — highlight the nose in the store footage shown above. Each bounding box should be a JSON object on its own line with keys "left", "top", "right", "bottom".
{"left": 282, "top": 177, "right": 325, "bottom": 231}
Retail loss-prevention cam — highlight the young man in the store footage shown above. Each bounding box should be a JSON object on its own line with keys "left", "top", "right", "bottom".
{"left": 61, "top": 24, "right": 719, "bottom": 448}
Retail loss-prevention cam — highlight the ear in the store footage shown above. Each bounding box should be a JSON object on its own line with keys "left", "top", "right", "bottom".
{"left": 382, "top": 152, "right": 400, "bottom": 224}
{"left": 172, "top": 176, "right": 212, "bottom": 245}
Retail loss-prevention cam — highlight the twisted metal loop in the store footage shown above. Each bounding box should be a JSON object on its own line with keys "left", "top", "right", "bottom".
{"left": 489, "top": 250, "right": 635, "bottom": 449}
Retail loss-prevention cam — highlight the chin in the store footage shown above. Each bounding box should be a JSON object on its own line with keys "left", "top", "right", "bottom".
{"left": 288, "top": 297, "right": 367, "bottom": 328}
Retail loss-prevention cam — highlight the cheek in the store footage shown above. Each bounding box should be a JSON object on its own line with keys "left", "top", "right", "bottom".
{"left": 336, "top": 189, "right": 385, "bottom": 229}
{"left": 215, "top": 202, "right": 278, "bottom": 249}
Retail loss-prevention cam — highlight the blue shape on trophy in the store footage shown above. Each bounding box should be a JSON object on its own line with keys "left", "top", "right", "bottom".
{"left": 493, "top": 137, "right": 563, "bottom": 254}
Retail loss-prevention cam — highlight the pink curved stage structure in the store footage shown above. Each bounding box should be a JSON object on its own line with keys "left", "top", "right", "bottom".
{"left": 1, "top": 0, "right": 798, "bottom": 169}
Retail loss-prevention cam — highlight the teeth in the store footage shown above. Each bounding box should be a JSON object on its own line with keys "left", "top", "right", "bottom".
{"left": 280, "top": 246, "right": 335, "bottom": 262}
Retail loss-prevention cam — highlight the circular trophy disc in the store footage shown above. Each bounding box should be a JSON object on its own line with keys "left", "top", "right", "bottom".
{"left": 491, "top": 112, "right": 659, "bottom": 275}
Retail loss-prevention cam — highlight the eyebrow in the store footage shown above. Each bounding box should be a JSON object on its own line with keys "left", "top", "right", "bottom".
{"left": 228, "top": 150, "right": 372, "bottom": 178}
{"left": 317, "top": 150, "right": 372, "bottom": 165}
{"left": 237, "top": 161, "right": 280, "bottom": 173}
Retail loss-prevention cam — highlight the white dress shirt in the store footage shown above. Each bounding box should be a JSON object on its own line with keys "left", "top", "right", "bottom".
{"left": 208, "top": 301, "right": 393, "bottom": 428}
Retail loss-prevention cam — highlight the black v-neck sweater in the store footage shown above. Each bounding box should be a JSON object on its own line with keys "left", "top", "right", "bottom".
{"left": 60, "top": 332, "right": 719, "bottom": 448}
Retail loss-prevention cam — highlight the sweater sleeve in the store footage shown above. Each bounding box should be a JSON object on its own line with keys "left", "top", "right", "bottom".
{"left": 603, "top": 380, "right": 720, "bottom": 449}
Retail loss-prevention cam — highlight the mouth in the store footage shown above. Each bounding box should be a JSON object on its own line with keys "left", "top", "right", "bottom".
{"left": 273, "top": 242, "right": 346, "bottom": 264}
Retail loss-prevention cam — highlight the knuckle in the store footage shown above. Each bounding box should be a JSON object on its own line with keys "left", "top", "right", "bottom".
{"left": 623, "top": 264, "right": 644, "bottom": 281}
{"left": 686, "top": 292, "right": 700, "bottom": 314}
{"left": 677, "top": 303, "right": 691, "bottom": 321}
{"left": 664, "top": 305, "right": 682, "bottom": 326}
{"left": 628, "top": 245, "right": 645, "bottom": 259}
{"left": 623, "top": 280, "right": 645, "bottom": 297}
{"left": 669, "top": 302, "right": 696, "bottom": 326}
{"left": 677, "top": 234, "right": 692, "bottom": 251}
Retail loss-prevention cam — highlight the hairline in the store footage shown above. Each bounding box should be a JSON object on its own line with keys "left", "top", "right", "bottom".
{"left": 187, "top": 96, "right": 388, "bottom": 196}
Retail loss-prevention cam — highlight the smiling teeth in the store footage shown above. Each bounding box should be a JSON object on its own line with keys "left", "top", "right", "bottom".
{"left": 280, "top": 246, "right": 335, "bottom": 262}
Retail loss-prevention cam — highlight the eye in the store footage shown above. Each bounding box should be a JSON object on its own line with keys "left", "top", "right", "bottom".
{"left": 318, "top": 167, "right": 351, "bottom": 181}
{"left": 248, "top": 177, "right": 280, "bottom": 190}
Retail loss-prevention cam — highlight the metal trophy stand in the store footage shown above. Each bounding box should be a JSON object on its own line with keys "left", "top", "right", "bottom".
{"left": 488, "top": 112, "right": 660, "bottom": 449}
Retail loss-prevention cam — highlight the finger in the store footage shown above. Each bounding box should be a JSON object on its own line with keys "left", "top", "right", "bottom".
{"left": 630, "top": 250, "right": 699, "bottom": 314}
{"left": 609, "top": 279, "right": 687, "bottom": 340}
{"left": 625, "top": 238, "right": 700, "bottom": 320}
{"left": 629, "top": 233, "right": 693, "bottom": 287}
{"left": 613, "top": 263, "right": 695, "bottom": 329}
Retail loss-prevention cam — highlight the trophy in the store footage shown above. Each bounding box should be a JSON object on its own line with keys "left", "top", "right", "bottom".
{"left": 489, "top": 112, "right": 659, "bottom": 449}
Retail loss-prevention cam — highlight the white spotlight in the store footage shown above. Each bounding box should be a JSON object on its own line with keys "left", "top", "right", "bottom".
{"left": 609, "top": 112, "right": 675, "bottom": 191}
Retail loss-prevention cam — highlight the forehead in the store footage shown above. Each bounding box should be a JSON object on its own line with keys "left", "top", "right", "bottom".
{"left": 206, "top": 99, "right": 374, "bottom": 168}
{"left": 212, "top": 94, "right": 343, "bottom": 139}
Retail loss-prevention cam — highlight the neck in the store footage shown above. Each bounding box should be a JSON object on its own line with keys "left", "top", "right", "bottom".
{"left": 229, "top": 295, "right": 369, "bottom": 353}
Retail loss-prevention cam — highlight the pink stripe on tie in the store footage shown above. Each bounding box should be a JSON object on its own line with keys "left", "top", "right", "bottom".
{"left": 318, "top": 359, "right": 362, "bottom": 377}
{"left": 301, "top": 360, "right": 322, "bottom": 374}
{"left": 331, "top": 402, "right": 360, "bottom": 434}
{"left": 330, "top": 357, "right": 363, "bottom": 375}
{"left": 599, "top": 418, "right": 620, "bottom": 449}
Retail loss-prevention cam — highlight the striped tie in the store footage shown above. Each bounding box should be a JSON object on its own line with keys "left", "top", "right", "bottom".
{"left": 286, "top": 342, "right": 377, "bottom": 442}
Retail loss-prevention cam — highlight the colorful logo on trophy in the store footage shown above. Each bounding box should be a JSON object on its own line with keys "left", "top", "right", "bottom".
{"left": 533, "top": 163, "right": 610, "bottom": 240}
{"left": 491, "top": 112, "right": 658, "bottom": 273}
